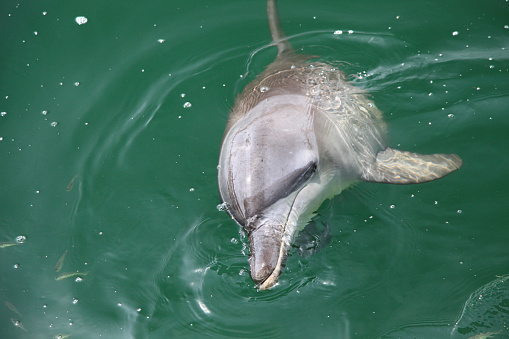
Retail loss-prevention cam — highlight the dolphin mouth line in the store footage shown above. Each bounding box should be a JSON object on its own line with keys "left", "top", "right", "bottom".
{"left": 256, "top": 220, "right": 289, "bottom": 290}
{"left": 255, "top": 184, "right": 306, "bottom": 290}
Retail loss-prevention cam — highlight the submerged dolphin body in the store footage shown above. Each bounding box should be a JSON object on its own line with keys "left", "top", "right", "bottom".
{"left": 217, "top": 0, "right": 462, "bottom": 289}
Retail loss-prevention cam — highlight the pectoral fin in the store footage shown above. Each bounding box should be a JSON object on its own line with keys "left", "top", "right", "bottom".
{"left": 361, "top": 147, "right": 463, "bottom": 184}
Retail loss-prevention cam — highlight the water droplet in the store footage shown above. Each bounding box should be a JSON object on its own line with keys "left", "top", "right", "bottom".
{"left": 16, "top": 235, "right": 26, "bottom": 243}
{"left": 42, "top": 110, "right": 48, "bottom": 115}
{"left": 390, "top": 204, "right": 395, "bottom": 209}
{"left": 448, "top": 113, "right": 455, "bottom": 118}
{"left": 75, "top": 277, "right": 83, "bottom": 282}
{"left": 74, "top": 82, "right": 80, "bottom": 86}
{"left": 42, "top": 11, "right": 47, "bottom": 15}
{"left": 183, "top": 102, "right": 192, "bottom": 108}
{"left": 217, "top": 202, "right": 230, "bottom": 211}
{"left": 72, "top": 298, "right": 78, "bottom": 304}
{"left": 181, "top": 93, "right": 186, "bottom": 98}
{"left": 452, "top": 31, "right": 459, "bottom": 36}
{"left": 230, "top": 238, "right": 238, "bottom": 244}
{"left": 1, "top": 112, "right": 6, "bottom": 117}
{"left": 13, "top": 263, "right": 20, "bottom": 269}
{"left": 50, "top": 121, "right": 58, "bottom": 127}
{"left": 34, "top": 31, "right": 38, "bottom": 35}
{"left": 189, "top": 188, "right": 195, "bottom": 192}
{"left": 157, "top": 39, "right": 165, "bottom": 43}
{"left": 333, "top": 30, "right": 343, "bottom": 35}
{"left": 260, "top": 86, "right": 270, "bottom": 93}
{"left": 75, "top": 16, "right": 88, "bottom": 25}
{"left": 457, "top": 209, "right": 462, "bottom": 214}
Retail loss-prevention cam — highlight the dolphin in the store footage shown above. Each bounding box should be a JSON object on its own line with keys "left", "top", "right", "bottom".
{"left": 217, "top": 0, "right": 462, "bottom": 290}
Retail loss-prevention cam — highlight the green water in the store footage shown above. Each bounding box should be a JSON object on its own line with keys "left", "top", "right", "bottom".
{"left": 1, "top": 0, "right": 508, "bottom": 338}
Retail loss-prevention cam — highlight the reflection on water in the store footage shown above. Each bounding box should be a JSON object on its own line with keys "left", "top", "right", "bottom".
{"left": 451, "top": 274, "right": 509, "bottom": 338}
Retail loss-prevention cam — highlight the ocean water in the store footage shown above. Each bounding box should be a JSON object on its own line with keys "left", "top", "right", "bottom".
{"left": 1, "top": 0, "right": 508, "bottom": 338}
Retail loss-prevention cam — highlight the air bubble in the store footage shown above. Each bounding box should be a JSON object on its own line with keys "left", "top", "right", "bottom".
{"left": 75, "top": 16, "right": 88, "bottom": 25}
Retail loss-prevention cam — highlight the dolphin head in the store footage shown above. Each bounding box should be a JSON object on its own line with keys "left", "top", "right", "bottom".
{"left": 218, "top": 95, "right": 318, "bottom": 289}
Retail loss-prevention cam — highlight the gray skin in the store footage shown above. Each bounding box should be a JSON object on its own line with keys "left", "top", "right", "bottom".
{"left": 218, "top": 0, "right": 462, "bottom": 290}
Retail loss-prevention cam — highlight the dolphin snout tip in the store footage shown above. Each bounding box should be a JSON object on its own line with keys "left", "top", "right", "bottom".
{"left": 249, "top": 260, "right": 280, "bottom": 290}
{"left": 249, "top": 250, "right": 279, "bottom": 289}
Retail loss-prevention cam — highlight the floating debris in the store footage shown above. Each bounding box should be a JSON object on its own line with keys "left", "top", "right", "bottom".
{"left": 11, "top": 318, "right": 27, "bottom": 331}
{"left": 0, "top": 242, "right": 19, "bottom": 249}
{"left": 66, "top": 174, "right": 79, "bottom": 192}
{"left": 55, "top": 271, "right": 88, "bottom": 281}
{"left": 54, "top": 250, "right": 68, "bottom": 272}
{"left": 5, "top": 301, "right": 22, "bottom": 316}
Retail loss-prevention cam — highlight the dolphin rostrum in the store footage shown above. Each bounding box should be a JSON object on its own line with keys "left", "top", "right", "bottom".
{"left": 217, "top": 0, "right": 462, "bottom": 290}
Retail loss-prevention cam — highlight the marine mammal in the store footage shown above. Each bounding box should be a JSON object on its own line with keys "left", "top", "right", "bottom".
{"left": 217, "top": 0, "right": 462, "bottom": 290}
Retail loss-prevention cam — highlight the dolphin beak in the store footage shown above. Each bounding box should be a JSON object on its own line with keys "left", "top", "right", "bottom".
{"left": 248, "top": 221, "right": 288, "bottom": 290}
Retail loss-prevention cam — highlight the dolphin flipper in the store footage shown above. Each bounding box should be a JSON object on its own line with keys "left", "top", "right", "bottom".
{"left": 361, "top": 147, "right": 463, "bottom": 184}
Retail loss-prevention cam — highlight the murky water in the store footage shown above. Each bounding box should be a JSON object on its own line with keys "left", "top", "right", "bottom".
{"left": 1, "top": 0, "right": 508, "bottom": 338}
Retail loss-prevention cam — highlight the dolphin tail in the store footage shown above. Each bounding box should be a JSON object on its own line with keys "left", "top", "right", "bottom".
{"left": 267, "top": 0, "right": 293, "bottom": 57}
{"left": 361, "top": 147, "right": 463, "bottom": 184}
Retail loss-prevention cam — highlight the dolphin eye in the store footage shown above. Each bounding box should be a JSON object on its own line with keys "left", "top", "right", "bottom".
{"left": 291, "top": 161, "right": 317, "bottom": 191}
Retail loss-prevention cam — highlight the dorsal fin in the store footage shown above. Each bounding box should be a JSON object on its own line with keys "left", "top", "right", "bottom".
{"left": 267, "top": 0, "right": 293, "bottom": 56}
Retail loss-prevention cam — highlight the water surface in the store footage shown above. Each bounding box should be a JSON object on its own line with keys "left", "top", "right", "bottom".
{"left": 1, "top": 0, "right": 508, "bottom": 338}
